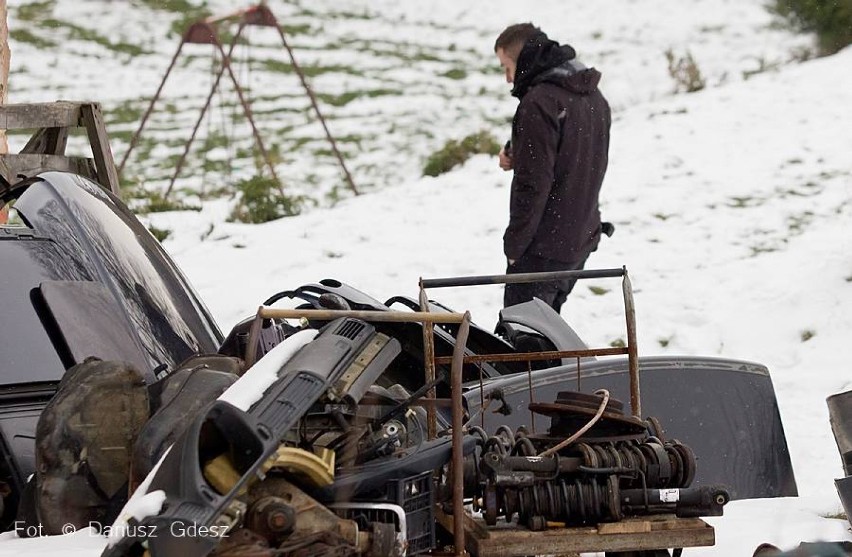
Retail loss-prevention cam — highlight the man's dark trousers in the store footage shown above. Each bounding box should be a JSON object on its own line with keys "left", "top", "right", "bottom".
{"left": 503, "top": 252, "right": 589, "bottom": 313}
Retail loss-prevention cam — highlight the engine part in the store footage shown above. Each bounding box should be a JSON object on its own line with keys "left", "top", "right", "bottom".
{"left": 473, "top": 394, "right": 714, "bottom": 530}
{"left": 827, "top": 388, "right": 852, "bottom": 527}
{"left": 249, "top": 478, "right": 368, "bottom": 554}
{"left": 245, "top": 497, "right": 296, "bottom": 545}
{"left": 267, "top": 447, "right": 335, "bottom": 488}
{"left": 103, "top": 318, "right": 380, "bottom": 557}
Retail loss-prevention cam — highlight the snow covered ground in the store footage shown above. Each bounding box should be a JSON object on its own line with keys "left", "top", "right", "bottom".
{"left": 4, "top": 0, "right": 852, "bottom": 554}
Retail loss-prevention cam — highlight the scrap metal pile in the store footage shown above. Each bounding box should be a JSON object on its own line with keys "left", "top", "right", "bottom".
{"left": 472, "top": 391, "right": 728, "bottom": 531}
{"left": 78, "top": 277, "right": 727, "bottom": 557}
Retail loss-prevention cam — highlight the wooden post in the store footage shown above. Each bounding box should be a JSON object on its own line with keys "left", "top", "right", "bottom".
{"left": 1, "top": 0, "right": 10, "bottom": 155}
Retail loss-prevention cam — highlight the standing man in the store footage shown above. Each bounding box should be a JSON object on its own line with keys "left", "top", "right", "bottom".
{"left": 495, "top": 23, "right": 611, "bottom": 312}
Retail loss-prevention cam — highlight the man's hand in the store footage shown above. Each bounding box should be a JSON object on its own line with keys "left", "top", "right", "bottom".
{"left": 498, "top": 146, "right": 513, "bottom": 171}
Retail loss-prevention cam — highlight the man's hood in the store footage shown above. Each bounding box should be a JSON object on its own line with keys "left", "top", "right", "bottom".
{"left": 533, "top": 60, "right": 602, "bottom": 96}
{"left": 511, "top": 31, "right": 600, "bottom": 98}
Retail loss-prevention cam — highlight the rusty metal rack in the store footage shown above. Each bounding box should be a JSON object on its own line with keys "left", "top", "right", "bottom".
{"left": 245, "top": 266, "right": 715, "bottom": 556}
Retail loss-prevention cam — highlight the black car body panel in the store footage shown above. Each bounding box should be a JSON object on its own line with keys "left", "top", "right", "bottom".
{"left": 0, "top": 172, "right": 223, "bottom": 519}
{"left": 5, "top": 172, "right": 222, "bottom": 382}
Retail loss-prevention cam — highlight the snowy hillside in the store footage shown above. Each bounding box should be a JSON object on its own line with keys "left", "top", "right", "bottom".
{"left": 3, "top": 0, "right": 852, "bottom": 554}
{"left": 8, "top": 0, "right": 813, "bottom": 204}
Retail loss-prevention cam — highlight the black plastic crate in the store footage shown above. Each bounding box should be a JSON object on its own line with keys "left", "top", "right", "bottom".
{"left": 386, "top": 472, "right": 435, "bottom": 555}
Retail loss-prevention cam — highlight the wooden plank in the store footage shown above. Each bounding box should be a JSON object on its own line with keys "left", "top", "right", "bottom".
{"left": 598, "top": 520, "right": 652, "bottom": 534}
{"left": 0, "top": 153, "right": 96, "bottom": 183}
{"left": 467, "top": 517, "right": 714, "bottom": 557}
{"left": 1, "top": 0, "right": 9, "bottom": 154}
{"left": 21, "top": 127, "right": 68, "bottom": 155}
{"left": 0, "top": 101, "right": 83, "bottom": 130}
{"left": 79, "top": 103, "right": 121, "bottom": 197}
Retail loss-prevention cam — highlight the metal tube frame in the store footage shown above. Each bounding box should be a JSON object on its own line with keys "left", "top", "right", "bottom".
{"left": 419, "top": 266, "right": 641, "bottom": 418}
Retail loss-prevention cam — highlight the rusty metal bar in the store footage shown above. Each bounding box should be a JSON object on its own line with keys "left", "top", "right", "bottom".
{"left": 269, "top": 13, "right": 359, "bottom": 195}
{"left": 421, "top": 268, "right": 624, "bottom": 289}
{"left": 433, "top": 347, "right": 627, "bottom": 365}
{"left": 622, "top": 268, "right": 641, "bottom": 418}
{"left": 527, "top": 360, "right": 535, "bottom": 434}
{"left": 258, "top": 307, "right": 465, "bottom": 324}
{"left": 420, "top": 281, "right": 438, "bottom": 441}
{"left": 118, "top": 40, "right": 186, "bottom": 175}
{"left": 244, "top": 306, "right": 265, "bottom": 368}
{"left": 163, "top": 23, "right": 246, "bottom": 200}
{"left": 451, "top": 311, "right": 471, "bottom": 557}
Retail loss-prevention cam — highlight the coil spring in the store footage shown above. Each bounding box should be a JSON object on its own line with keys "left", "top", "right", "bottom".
{"left": 504, "top": 474, "right": 622, "bottom": 528}
{"left": 471, "top": 426, "right": 695, "bottom": 490}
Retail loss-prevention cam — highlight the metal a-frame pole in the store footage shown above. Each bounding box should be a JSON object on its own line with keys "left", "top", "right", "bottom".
{"left": 163, "top": 22, "right": 248, "bottom": 200}
{"left": 118, "top": 41, "right": 186, "bottom": 176}
{"left": 262, "top": 6, "right": 359, "bottom": 195}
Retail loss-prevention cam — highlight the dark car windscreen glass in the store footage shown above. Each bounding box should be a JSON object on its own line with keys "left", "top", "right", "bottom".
{"left": 0, "top": 239, "right": 93, "bottom": 385}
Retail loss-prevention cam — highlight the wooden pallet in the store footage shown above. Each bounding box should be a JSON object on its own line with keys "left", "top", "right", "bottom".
{"left": 436, "top": 510, "right": 715, "bottom": 557}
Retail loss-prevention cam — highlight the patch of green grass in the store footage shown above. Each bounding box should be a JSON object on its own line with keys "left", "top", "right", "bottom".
{"left": 41, "top": 18, "right": 148, "bottom": 56}
{"left": 136, "top": 0, "right": 199, "bottom": 13}
{"left": 106, "top": 102, "right": 144, "bottom": 126}
{"left": 259, "top": 59, "right": 364, "bottom": 78}
{"left": 148, "top": 226, "right": 172, "bottom": 242}
{"left": 820, "top": 511, "right": 847, "bottom": 520}
{"left": 16, "top": 0, "right": 54, "bottom": 22}
{"left": 140, "top": 192, "right": 202, "bottom": 213}
{"left": 770, "top": 0, "right": 852, "bottom": 55}
{"left": 658, "top": 337, "right": 672, "bottom": 348}
{"left": 316, "top": 88, "right": 401, "bottom": 107}
{"left": 610, "top": 338, "right": 626, "bottom": 348}
{"left": 588, "top": 286, "right": 610, "bottom": 296}
{"left": 282, "top": 23, "right": 314, "bottom": 35}
{"left": 167, "top": 7, "right": 214, "bottom": 37}
{"left": 787, "top": 211, "right": 814, "bottom": 233}
{"left": 727, "top": 196, "right": 760, "bottom": 208}
{"left": 442, "top": 68, "right": 468, "bottom": 80}
{"left": 9, "top": 28, "right": 57, "bottom": 49}
{"left": 228, "top": 175, "right": 306, "bottom": 223}
{"left": 423, "top": 130, "right": 501, "bottom": 177}
{"left": 800, "top": 329, "right": 816, "bottom": 342}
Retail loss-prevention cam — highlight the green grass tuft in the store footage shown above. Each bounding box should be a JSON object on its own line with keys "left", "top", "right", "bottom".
{"left": 423, "top": 130, "right": 500, "bottom": 177}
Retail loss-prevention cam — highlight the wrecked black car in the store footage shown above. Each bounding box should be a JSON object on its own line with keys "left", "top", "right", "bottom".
{"left": 1, "top": 172, "right": 799, "bottom": 556}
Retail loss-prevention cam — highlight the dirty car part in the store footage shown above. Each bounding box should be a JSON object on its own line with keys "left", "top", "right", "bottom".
{"left": 0, "top": 172, "right": 225, "bottom": 527}
{"left": 105, "top": 317, "right": 394, "bottom": 557}
{"left": 466, "top": 356, "right": 797, "bottom": 500}
{"left": 828, "top": 388, "right": 852, "bottom": 526}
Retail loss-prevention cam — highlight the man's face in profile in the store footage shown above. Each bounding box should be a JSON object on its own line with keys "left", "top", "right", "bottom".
{"left": 496, "top": 47, "right": 516, "bottom": 84}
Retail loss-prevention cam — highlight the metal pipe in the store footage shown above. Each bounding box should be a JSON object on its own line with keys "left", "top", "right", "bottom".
{"left": 421, "top": 267, "right": 624, "bottom": 289}
{"left": 433, "top": 346, "right": 627, "bottom": 365}
{"left": 244, "top": 306, "right": 264, "bottom": 368}
{"left": 451, "top": 312, "right": 471, "bottom": 556}
{"left": 258, "top": 307, "right": 466, "bottom": 324}
{"left": 622, "top": 268, "right": 641, "bottom": 417}
{"left": 118, "top": 40, "right": 186, "bottom": 175}
{"left": 420, "top": 281, "right": 438, "bottom": 440}
{"left": 271, "top": 16, "right": 359, "bottom": 195}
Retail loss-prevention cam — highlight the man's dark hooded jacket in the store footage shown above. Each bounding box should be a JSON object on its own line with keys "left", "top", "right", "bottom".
{"left": 504, "top": 32, "right": 611, "bottom": 264}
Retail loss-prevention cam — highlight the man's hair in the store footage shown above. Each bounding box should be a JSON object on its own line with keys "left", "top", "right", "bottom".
{"left": 494, "top": 23, "right": 540, "bottom": 60}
